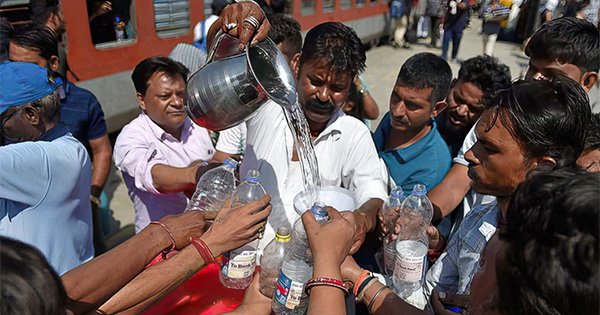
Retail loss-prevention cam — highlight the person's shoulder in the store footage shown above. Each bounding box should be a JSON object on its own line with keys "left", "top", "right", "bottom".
{"left": 116, "top": 115, "right": 149, "bottom": 142}
{"left": 67, "top": 82, "right": 101, "bottom": 103}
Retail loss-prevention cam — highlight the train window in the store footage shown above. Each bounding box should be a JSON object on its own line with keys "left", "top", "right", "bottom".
{"left": 323, "top": 0, "right": 335, "bottom": 12}
{"left": 154, "top": 0, "right": 190, "bottom": 38}
{"left": 356, "top": 0, "right": 366, "bottom": 7}
{"left": 341, "top": 0, "right": 351, "bottom": 10}
{"left": 88, "top": 0, "right": 137, "bottom": 48}
{"left": 301, "top": 0, "right": 316, "bottom": 15}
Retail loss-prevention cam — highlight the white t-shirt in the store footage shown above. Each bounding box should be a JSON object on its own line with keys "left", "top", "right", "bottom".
{"left": 216, "top": 123, "right": 247, "bottom": 155}
{"left": 240, "top": 101, "right": 387, "bottom": 249}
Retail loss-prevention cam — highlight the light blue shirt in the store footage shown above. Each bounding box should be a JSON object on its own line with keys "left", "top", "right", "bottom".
{"left": 373, "top": 112, "right": 451, "bottom": 195}
{"left": 0, "top": 123, "right": 94, "bottom": 275}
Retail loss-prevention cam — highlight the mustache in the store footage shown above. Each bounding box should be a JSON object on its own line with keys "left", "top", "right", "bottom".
{"left": 305, "top": 98, "right": 334, "bottom": 110}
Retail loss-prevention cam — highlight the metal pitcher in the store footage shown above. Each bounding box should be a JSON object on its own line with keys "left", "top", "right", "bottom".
{"left": 186, "top": 32, "right": 297, "bottom": 131}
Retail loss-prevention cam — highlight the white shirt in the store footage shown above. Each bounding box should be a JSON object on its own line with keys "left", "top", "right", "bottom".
{"left": 216, "top": 123, "right": 247, "bottom": 155}
{"left": 114, "top": 113, "right": 215, "bottom": 232}
{"left": 193, "top": 15, "right": 219, "bottom": 42}
{"left": 240, "top": 102, "right": 387, "bottom": 249}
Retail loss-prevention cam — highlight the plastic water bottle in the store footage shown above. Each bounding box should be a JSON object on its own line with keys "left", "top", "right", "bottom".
{"left": 115, "top": 16, "right": 125, "bottom": 41}
{"left": 219, "top": 169, "right": 266, "bottom": 289}
{"left": 392, "top": 184, "right": 433, "bottom": 299}
{"left": 259, "top": 227, "right": 291, "bottom": 298}
{"left": 272, "top": 202, "right": 328, "bottom": 314}
{"left": 381, "top": 187, "right": 405, "bottom": 276}
{"left": 185, "top": 158, "right": 237, "bottom": 212}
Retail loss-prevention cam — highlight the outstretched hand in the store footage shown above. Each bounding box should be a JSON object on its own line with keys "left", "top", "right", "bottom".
{"left": 303, "top": 207, "right": 356, "bottom": 267}
{"left": 201, "top": 195, "right": 272, "bottom": 257}
{"left": 160, "top": 210, "right": 217, "bottom": 249}
{"left": 219, "top": 1, "right": 271, "bottom": 50}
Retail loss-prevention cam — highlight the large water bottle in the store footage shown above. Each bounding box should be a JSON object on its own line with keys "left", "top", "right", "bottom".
{"left": 259, "top": 227, "right": 291, "bottom": 298}
{"left": 219, "top": 169, "right": 266, "bottom": 289}
{"left": 392, "top": 184, "right": 433, "bottom": 299}
{"left": 272, "top": 202, "right": 328, "bottom": 315}
{"left": 185, "top": 158, "right": 238, "bottom": 212}
{"left": 381, "top": 187, "right": 405, "bottom": 276}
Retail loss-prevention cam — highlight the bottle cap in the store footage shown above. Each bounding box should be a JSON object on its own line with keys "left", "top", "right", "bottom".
{"left": 245, "top": 169, "right": 260, "bottom": 183}
{"left": 310, "top": 201, "right": 327, "bottom": 217}
{"left": 411, "top": 183, "right": 427, "bottom": 196}
{"left": 275, "top": 227, "right": 291, "bottom": 242}
{"left": 390, "top": 187, "right": 404, "bottom": 198}
{"left": 223, "top": 157, "right": 238, "bottom": 169}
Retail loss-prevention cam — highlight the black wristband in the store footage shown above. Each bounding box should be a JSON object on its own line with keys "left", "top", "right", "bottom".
{"left": 356, "top": 276, "right": 376, "bottom": 296}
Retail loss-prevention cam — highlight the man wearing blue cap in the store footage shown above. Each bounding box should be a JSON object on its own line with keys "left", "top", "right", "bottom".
{"left": 0, "top": 61, "right": 94, "bottom": 275}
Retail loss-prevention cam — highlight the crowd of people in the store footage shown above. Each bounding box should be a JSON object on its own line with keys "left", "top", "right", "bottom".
{"left": 0, "top": 0, "right": 599, "bottom": 314}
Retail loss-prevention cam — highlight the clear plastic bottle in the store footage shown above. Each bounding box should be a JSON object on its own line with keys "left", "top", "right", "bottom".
{"left": 392, "top": 184, "right": 433, "bottom": 299}
{"left": 381, "top": 187, "right": 405, "bottom": 276}
{"left": 219, "top": 169, "right": 266, "bottom": 289}
{"left": 185, "top": 158, "right": 237, "bottom": 212}
{"left": 272, "top": 202, "right": 328, "bottom": 315}
{"left": 259, "top": 227, "right": 291, "bottom": 298}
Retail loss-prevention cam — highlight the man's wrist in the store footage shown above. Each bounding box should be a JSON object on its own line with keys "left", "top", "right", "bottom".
{"left": 199, "top": 231, "right": 225, "bottom": 258}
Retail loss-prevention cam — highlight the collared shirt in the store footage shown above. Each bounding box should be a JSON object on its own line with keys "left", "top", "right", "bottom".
{"left": 419, "top": 201, "right": 500, "bottom": 308}
{"left": 373, "top": 112, "right": 451, "bottom": 195}
{"left": 241, "top": 101, "right": 387, "bottom": 250}
{"left": 59, "top": 81, "right": 108, "bottom": 146}
{"left": 0, "top": 122, "right": 94, "bottom": 275}
{"left": 114, "top": 112, "right": 215, "bottom": 233}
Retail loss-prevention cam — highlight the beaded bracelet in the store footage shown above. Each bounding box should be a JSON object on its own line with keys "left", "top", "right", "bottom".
{"left": 305, "top": 277, "right": 349, "bottom": 296}
{"left": 353, "top": 269, "right": 372, "bottom": 296}
{"left": 368, "top": 285, "right": 387, "bottom": 313}
{"left": 149, "top": 221, "right": 176, "bottom": 258}
{"left": 192, "top": 238, "right": 215, "bottom": 263}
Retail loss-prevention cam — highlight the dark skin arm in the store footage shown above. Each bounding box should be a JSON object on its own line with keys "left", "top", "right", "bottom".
{"left": 428, "top": 163, "right": 470, "bottom": 223}
{"left": 89, "top": 134, "right": 112, "bottom": 254}
{"left": 62, "top": 210, "right": 214, "bottom": 314}
{"left": 97, "top": 196, "right": 272, "bottom": 315}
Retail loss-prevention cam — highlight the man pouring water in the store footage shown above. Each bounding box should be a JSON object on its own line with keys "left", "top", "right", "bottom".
{"left": 218, "top": 21, "right": 387, "bottom": 254}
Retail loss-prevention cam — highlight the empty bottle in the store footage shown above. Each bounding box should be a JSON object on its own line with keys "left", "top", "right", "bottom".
{"left": 185, "top": 158, "right": 237, "bottom": 212}
{"left": 381, "top": 187, "right": 405, "bottom": 276}
{"left": 392, "top": 184, "right": 433, "bottom": 299}
{"left": 272, "top": 202, "right": 328, "bottom": 314}
{"left": 259, "top": 227, "right": 291, "bottom": 298}
{"left": 220, "top": 169, "right": 266, "bottom": 289}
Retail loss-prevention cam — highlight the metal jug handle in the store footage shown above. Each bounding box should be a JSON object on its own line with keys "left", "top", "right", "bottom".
{"left": 205, "top": 30, "right": 243, "bottom": 64}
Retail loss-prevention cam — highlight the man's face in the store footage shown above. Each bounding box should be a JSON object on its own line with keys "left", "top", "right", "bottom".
{"left": 1, "top": 106, "right": 41, "bottom": 142}
{"left": 444, "top": 80, "right": 485, "bottom": 133}
{"left": 137, "top": 72, "right": 187, "bottom": 134}
{"left": 9, "top": 42, "right": 49, "bottom": 68}
{"left": 293, "top": 59, "right": 352, "bottom": 127}
{"left": 525, "top": 57, "right": 582, "bottom": 83}
{"left": 577, "top": 149, "right": 600, "bottom": 172}
{"left": 465, "top": 110, "right": 533, "bottom": 197}
{"left": 388, "top": 79, "right": 437, "bottom": 134}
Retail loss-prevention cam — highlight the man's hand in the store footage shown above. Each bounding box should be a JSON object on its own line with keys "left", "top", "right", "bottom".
{"left": 219, "top": 1, "right": 271, "bottom": 50}
{"left": 427, "top": 226, "right": 445, "bottom": 252}
{"left": 226, "top": 270, "right": 272, "bottom": 314}
{"left": 304, "top": 207, "right": 356, "bottom": 267}
{"left": 160, "top": 210, "right": 217, "bottom": 249}
{"left": 200, "top": 195, "right": 272, "bottom": 257}
{"left": 349, "top": 211, "right": 370, "bottom": 254}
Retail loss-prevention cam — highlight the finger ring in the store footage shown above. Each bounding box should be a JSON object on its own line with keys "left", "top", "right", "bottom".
{"left": 225, "top": 23, "right": 237, "bottom": 30}
{"left": 243, "top": 16, "right": 260, "bottom": 29}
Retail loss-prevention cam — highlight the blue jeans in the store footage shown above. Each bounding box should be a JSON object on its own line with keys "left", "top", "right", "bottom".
{"left": 441, "top": 24, "right": 464, "bottom": 60}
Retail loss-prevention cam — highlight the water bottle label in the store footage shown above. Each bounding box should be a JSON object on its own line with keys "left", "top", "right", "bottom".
{"left": 225, "top": 249, "right": 256, "bottom": 278}
{"left": 394, "top": 253, "right": 425, "bottom": 282}
{"left": 274, "top": 271, "right": 305, "bottom": 309}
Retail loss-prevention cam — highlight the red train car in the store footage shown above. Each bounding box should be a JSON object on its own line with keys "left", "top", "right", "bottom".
{"left": 1, "top": 0, "right": 391, "bottom": 132}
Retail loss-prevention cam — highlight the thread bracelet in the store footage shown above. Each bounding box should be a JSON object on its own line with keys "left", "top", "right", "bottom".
{"left": 192, "top": 238, "right": 215, "bottom": 263}
{"left": 305, "top": 277, "right": 349, "bottom": 296}
{"left": 149, "top": 221, "right": 176, "bottom": 258}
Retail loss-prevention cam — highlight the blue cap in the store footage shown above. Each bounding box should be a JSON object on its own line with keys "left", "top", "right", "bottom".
{"left": 0, "top": 61, "right": 62, "bottom": 115}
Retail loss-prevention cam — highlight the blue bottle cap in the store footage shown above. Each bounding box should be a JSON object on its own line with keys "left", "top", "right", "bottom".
{"left": 245, "top": 169, "right": 260, "bottom": 183}
{"left": 223, "top": 157, "right": 238, "bottom": 168}
{"left": 310, "top": 201, "right": 327, "bottom": 217}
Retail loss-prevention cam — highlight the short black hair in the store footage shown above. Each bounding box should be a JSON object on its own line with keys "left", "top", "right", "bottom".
{"left": 496, "top": 166, "right": 599, "bottom": 315}
{"left": 584, "top": 113, "right": 600, "bottom": 152}
{"left": 268, "top": 15, "right": 302, "bottom": 58}
{"left": 0, "top": 236, "right": 68, "bottom": 315}
{"left": 131, "top": 56, "right": 189, "bottom": 96}
{"left": 10, "top": 26, "right": 58, "bottom": 62}
{"left": 298, "top": 22, "right": 366, "bottom": 78}
{"left": 525, "top": 17, "right": 600, "bottom": 74}
{"left": 29, "top": 0, "right": 60, "bottom": 28}
{"left": 488, "top": 77, "right": 591, "bottom": 167}
{"left": 397, "top": 52, "right": 452, "bottom": 105}
{"left": 457, "top": 55, "right": 511, "bottom": 101}
{"left": 270, "top": 0, "right": 288, "bottom": 14}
